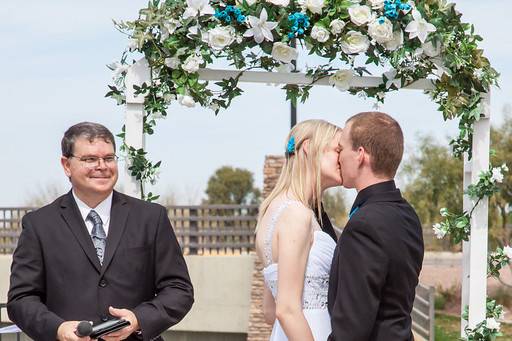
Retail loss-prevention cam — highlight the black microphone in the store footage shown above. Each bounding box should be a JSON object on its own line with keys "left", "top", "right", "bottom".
{"left": 75, "top": 321, "right": 93, "bottom": 337}
{"left": 75, "top": 319, "right": 131, "bottom": 339}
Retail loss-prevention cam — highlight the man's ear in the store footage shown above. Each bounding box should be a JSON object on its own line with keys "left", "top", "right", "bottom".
{"left": 357, "top": 146, "right": 366, "bottom": 167}
{"left": 61, "top": 156, "right": 72, "bottom": 178}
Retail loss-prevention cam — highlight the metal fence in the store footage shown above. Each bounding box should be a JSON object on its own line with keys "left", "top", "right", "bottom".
{"left": 0, "top": 205, "right": 258, "bottom": 255}
{"left": 412, "top": 283, "right": 435, "bottom": 341}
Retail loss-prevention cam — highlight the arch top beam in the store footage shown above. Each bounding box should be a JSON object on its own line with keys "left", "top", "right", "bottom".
{"left": 197, "top": 68, "right": 435, "bottom": 91}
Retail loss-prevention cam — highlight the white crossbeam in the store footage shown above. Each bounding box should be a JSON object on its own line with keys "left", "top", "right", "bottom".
{"left": 197, "top": 68, "right": 435, "bottom": 90}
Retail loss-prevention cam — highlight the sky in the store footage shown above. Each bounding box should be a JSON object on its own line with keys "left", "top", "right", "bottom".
{"left": 0, "top": 0, "right": 511, "bottom": 206}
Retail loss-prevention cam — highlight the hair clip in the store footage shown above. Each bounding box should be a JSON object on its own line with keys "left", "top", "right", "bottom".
{"left": 286, "top": 136, "right": 296, "bottom": 156}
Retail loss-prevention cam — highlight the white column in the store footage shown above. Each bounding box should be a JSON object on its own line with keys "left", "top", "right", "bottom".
{"left": 123, "top": 58, "right": 151, "bottom": 198}
{"left": 461, "top": 155, "right": 471, "bottom": 335}
{"left": 467, "top": 91, "right": 491, "bottom": 328}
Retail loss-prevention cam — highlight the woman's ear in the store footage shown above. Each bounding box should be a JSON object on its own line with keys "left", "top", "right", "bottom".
{"left": 302, "top": 139, "right": 310, "bottom": 156}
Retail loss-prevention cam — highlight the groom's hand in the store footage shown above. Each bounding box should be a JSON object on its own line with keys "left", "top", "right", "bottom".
{"left": 101, "top": 306, "right": 139, "bottom": 341}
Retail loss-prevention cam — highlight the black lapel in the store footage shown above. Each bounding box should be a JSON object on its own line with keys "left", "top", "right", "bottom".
{"left": 100, "top": 191, "right": 129, "bottom": 276}
{"left": 60, "top": 191, "right": 101, "bottom": 273}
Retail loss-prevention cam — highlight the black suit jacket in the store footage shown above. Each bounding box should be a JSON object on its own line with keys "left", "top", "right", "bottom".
{"left": 7, "top": 191, "right": 194, "bottom": 341}
{"left": 327, "top": 181, "right": 424, "bottom": 341}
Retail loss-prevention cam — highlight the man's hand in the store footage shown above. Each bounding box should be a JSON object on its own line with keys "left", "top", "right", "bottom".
{"left": 102, "top": 306, "right": 140, "bottom": 341}
{"left": 57, "top": 321, "right": 91, "bottom": 341}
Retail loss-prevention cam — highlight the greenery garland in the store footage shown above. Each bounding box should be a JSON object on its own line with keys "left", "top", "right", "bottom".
{"left": 107, "top": 0, "right": 504, "bottom": 338}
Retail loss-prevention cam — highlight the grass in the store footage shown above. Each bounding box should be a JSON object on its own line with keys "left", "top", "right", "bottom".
{"left": 435, "top": 312, "right": 512, "bottom": 340}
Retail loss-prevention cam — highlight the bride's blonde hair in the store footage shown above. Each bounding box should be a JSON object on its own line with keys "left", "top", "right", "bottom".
{"left": 258, "top": 119, "right": 340, "bottom": 226}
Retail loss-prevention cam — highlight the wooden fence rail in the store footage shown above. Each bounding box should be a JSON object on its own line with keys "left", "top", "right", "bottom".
{"left": 0, "top": 205, "right": 259, "bottom": 255}
{"left": 412, "top": 283, "right": 436, "bottom": 341}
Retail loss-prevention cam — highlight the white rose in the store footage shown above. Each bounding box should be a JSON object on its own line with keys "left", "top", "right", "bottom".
{"left": 236, "top": 0, "right": 257, "bottom": 5}
{"left": 182, "top": 55, "right": 204, "bottom": 73}
{"left": 178, "top": 94, "right": 196, "bottom": 107}
{"left": 340, "top": 30, "right": 370, "bottom": 54}
{"left": 368, "top": 17, "right": 393, "bottom": 44}
{"left": 502, "top": 163, "right": 509, "bottom": 172}
{"left": 127, "top": 39, "right": 139, "bottom": 52}
{"left": 208, "top": 26, "right": 235, "bottom": 50}
{"left": 329, "top": 69, "right": 353, "bottom": 91}
{"left": 163, "top": 93, "right": 176, "bottom": 103}
{"left": 421, "top": 41, "right": 441, "bottom": 57}
{"left": 432, "top": 223, "right": 446, "bottom": 239}
{"left": 384, "top": 29, "right": 404, "bottom": 51}
{"left": 329, "top": 19, "right": 346, "bottom": 35}
{"left": 165, "top": 57, "right": 181, "bottom": 69}
{"left": 305, "top": 0, "right": 325, "bottom": 14}
{"left": 367, "top": 0, "right": 384, "bottom": 9}
{"left": 492, "top": 167, "right": 504, "bottom": 183}
{"left": 266, "top": 0, "right": 289, "bottom": 6}
{"left": 311, "top": 25, "right": 330, "bottom": 43}
{"left": 348, "top": 5, "right": 373, "bottom": 26}
{"left": 486, "top": 318, "right": 501, "bottom": 331}
{"left": 503, "top": 245, "right": 512, "bottom": 260}
{"left": 271, "top": 42, "right": 298, "bottom": 63}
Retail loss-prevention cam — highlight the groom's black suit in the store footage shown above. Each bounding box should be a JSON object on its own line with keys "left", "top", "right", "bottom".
{"left": 327, "top": 181, "right": 424, "bottom": 341}
{"left": 8, "top": 191, "right": 194, "bottom": 341}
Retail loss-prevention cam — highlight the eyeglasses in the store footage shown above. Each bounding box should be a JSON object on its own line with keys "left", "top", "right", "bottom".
{"left": 70, "top": 154, "right": 119, "bottom": 168}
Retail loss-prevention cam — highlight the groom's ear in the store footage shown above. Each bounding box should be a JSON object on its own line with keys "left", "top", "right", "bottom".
{"left": 357, "top": 146, "right": 366, "bottom": 166}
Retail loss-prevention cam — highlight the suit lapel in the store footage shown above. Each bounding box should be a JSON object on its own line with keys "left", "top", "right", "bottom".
{"left": 60, "top": 191, "right": 101, "bottom": 273}
{"left": 100, "top": 191, "right": 129, "bottom": 276}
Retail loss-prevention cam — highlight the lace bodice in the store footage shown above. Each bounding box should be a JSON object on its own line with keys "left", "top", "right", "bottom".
{"left": 261, "top": 200, "right": 336, "bottom": 310}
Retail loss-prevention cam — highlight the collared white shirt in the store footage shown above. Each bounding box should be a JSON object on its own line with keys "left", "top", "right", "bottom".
{"left": 73, "top": 191, "right": 113, "bottom": 236}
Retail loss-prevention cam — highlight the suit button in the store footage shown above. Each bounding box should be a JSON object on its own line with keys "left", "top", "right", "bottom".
{"left": 99, "top": 279, "right": 108, "bottom": 287}
{"left": 101, "top": 315, "right": 109, "bottom": 322}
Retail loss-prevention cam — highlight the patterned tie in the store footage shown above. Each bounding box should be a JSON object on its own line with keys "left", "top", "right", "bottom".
{"left": 87, "top": 210, "right": 107, "bottom": 265}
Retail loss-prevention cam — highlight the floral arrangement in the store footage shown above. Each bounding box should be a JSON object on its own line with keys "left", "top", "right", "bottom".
{"left": 107, "top": 1, "right": 502, "bottom": 337}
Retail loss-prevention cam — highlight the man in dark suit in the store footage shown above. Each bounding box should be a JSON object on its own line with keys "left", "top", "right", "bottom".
{"left": 8, "top": 122, "right": 194, "bottom": 341}
{"left": 328, "top": 112, "right": 424, "bottom": 340}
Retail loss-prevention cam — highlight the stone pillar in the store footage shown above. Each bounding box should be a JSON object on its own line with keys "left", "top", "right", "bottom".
{"left": 246, "top": 156, "right": 285, "bottom": 341}
{"left": 262, "top": 156, "right": 286, "bottom": 198}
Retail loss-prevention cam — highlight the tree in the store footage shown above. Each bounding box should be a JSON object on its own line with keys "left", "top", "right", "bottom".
{"left": 205, "top": 166, "right": 261, "bottom": 205}
{"left": 401, "top": 135, "right": 463, "bottom": 226}
{"left": 322, "top": 188, "right": 347, "bottom": 229}
{"left": 489, "top": 106, "right": 512, "bottom": 249}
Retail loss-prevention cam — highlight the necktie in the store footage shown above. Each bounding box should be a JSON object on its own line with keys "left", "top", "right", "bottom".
{"left": 349, "top": 206, "right": 360, "bottom": 220}
{"left": 87, "top": 210, "right": 106, "bottom": 265}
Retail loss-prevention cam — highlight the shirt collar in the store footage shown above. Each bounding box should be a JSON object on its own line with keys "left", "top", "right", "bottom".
{"left": 72, "top": 191, "right": 113, "bottom": 223}
{"left": 350, "top": 180, "right": 397, "bottom": 213}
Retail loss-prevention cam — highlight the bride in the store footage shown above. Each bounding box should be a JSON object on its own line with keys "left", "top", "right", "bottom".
{"left": 255, "top": 119, "right": 342, "bottom": 340}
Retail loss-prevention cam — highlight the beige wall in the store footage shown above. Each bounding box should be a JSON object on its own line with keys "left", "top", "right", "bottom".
{"left": 174, "top": 255, "right": 255, "bottom": 333}
{"left": 0, "top": 254, "right": 255, "bottom": 335}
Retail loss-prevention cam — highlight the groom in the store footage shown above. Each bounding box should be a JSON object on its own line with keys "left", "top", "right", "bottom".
{"left": 328, "top": 112, "right": 424, "bottom": 340}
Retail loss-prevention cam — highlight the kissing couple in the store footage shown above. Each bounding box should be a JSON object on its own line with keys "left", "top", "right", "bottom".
{"left": 255, "top": 111, "right": 424, "bottom": 341}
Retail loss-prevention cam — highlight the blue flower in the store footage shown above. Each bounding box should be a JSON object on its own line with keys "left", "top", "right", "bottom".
{"left": 286, "top": 136, "right": 296, "bottom": 155}
{"left": 287, "top": 12, "right": 309, "bottom": 38}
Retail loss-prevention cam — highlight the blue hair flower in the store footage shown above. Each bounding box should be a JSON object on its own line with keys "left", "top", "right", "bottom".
{"left": 286, "top": 136, "right": 296, "bottom": 156}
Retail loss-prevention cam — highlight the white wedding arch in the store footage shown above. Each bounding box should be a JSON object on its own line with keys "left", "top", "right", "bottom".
{"left": 108, "top": 0, "right": 506, "bottom": 338}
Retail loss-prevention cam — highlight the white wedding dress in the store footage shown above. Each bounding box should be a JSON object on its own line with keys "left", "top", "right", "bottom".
{"left": 262, "top": 200, "right": 336, "bottom": 341}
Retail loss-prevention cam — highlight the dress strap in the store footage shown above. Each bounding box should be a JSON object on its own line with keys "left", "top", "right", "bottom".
{"left": 263, "top": 200, "right": 302, "bottom": 267}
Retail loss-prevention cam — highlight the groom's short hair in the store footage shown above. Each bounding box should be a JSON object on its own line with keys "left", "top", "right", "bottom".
{"left": 347, "top": 111, "right": 403, "bottom": 178}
